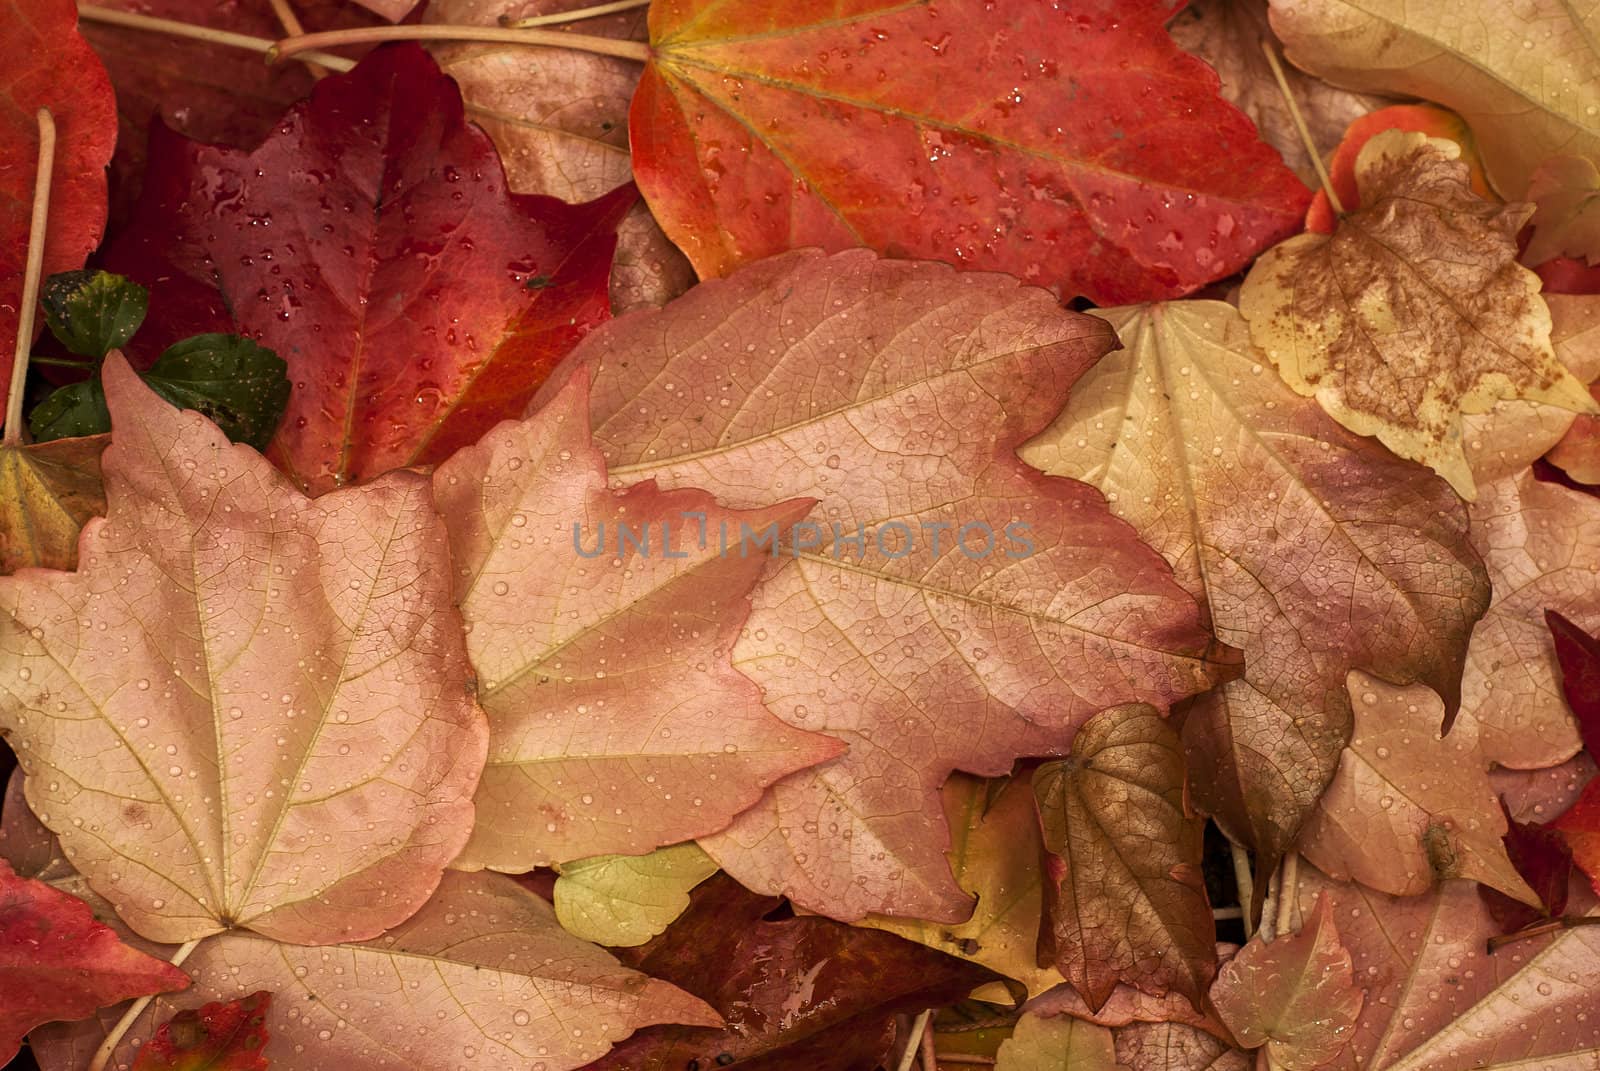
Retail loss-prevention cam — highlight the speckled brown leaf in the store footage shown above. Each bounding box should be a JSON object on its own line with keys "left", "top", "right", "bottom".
{"left": 1021, "top": 301, "right": 1488, "bottom": 880}
{"left": 1239, "top": 130, "right": 1598, "bottom": 498}
{"left": 433, "top": 371, "right": 840, "bottom": 871}
{"left": 1033, "top": 706, "right": 1216, "bottom": 1012}
{"left": 856, "top": 774, "right": 1061, "bottom": 996}
{"left": 0, "top": 435, "right": 106, "bottom": 573}
{"left": 427, "top": 0, "right": 693, "bottom": 313}
{"left": 1456, "top": 470, "right": 1598, "bottom": 769}
{"left": 23, "top": 870, "right": 720, "bottom": 1071}
{"left": 554, "top": 249, "right": 1234, "bottom": 922}
{"left": 1526, "top": 156, "right": 1600, "bottom": 268}
{"left": 1268, "top": 0, "right": 1600, "bottom": 199}
{"left": 1025, "top": 952, "right": 1237, "bottom": 1043}
{"left": 1209, "top": 893, "right": 1362, "bottom": 1071}
{"left": 1285, "top": 865, "right": 1600, "bottom": 1070}
{"left": 1114, "top": 1022, "right": 1249, "bottom": 1071}
{"left": 996, "top": 1013, "right": 1126, "bottom": 1071}
{"left": 0, "top": 356, "right": 489, "bottom": 945}
{"left": 1167, "top": 0, "right": 1384, "bottom": 186}
{"left": 1297, "top": 671, "right": 1537, "bottom": 903}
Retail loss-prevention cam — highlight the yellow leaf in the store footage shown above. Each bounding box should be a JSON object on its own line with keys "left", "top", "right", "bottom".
{"left": 1239, "top": 130, "right": 1597, "bottom": 498}
{"left": 0, "top": 435, "right": 106, "bottom": 573}
{"left": 995, "top": 1013, "right": 1127, "bottom": 1071}
{"left": 553, "top": 843, "right": 718, "bottom": 947}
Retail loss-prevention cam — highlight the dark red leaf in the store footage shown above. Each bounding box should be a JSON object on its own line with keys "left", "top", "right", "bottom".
{"left": 0, "top": 858, "right": 190, "bottom": 1064}
{"left": 103, "top": 44, "right": 633, "bottom": 494}
{"left": 586, "top": 874, "right": 1009, "bottom": 1071}
{"left": 1554, "top": 778, "right": 1600, "bottom": 897}
{"left": 131, "top": 992, "right": 272, "bottom": 1071}
{"left": 1548, "top": 609, "right": 1600, "bottom": 757}
{"left": 1478, "top": 798, "right": 1574, "bottom": 935}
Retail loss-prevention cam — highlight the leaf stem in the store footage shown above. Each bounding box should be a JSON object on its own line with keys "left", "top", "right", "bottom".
{"left": 1487, "top": 915, "right": 1600, "bottom": 952}
{"left": 27, "top": 355, "right": 97, "bottom": 369}
{"left": 1272, "top": 851, "right": 1299, "bottom": 939}
{"left": 266, "top": 0, "right": 329, "bottom": 78}
{"left": 4, "top": 109, "right": 56, "bottom": 447}
{"left": 88, "top": 938, "right": 202, "bottom": 1071}
{"left": 932, "top": 1056, "right": 995, "bottom": 1066}
{"left": 1230, "top": 842, "right": 1255, "bottom": 938}
{"left": 268, "top": 24, "right": 652, "bottom": 64}
{"left": 500, "top": 0, "right": 650, "bottom": 28}
{"left": 1259, "top": 38, "right": 1344, "bottom": 215}
{"left": 896, "top": 1010, "right": 932, "bottom": 1071}
{"left": 76, "top": 5, "right": 355, "bottom": 72}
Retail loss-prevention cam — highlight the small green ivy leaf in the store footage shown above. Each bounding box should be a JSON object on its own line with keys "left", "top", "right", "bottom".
{"left": 142, "top": 334, "right": 291, "bottom": 452}
{"left": 28, "top": 377, "right": 109, "bottom": 442}
{"left": 41, "top": 270, "right": 149, "bottom": 359}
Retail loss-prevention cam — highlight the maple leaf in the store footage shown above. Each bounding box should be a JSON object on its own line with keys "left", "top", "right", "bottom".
{"left": 0, "top": 0, "right": 116, "bottom": 425}
{"left": 631, "top": 0, "right": 1311, "bottom": 304}
{"left": 1020, "top": 301, "right": 1489, "bottom": 883}
{"left": 551, "top": 843, "right": 718, "bottom": 947}
{"left": 1268, "top": 0, "right": 1600, "bottom": 198}
{"left": 1209, "top": 893, "right": 1362, "bottom": 1071}
{"left": 1033, "top": 705, "right": 1215, "bottom": 1012}
{"left": 1525, "top": 156, "right": 1600, "bottom": 268}
{"left": 130, "top": 992, "right": 272, "bottom": 1071}
{"left": 103, "top": 44, "right": 634, "bottom": 495}
{"left": 0, "top": 858, "right": 190, "bottom": 1065}
{"left": 856, "top": 773, "right": 1063, "bottom": 997}
{"left": 433, "top": 370, "right": 840, "bottom": 870}
{"left": 0, "top": 355, "right": 489, "bottom": 945}
{"left": 1478, "top": 799, "right": 1575, "bottom": 935}
{"left": 1288, "top": 865, "right": 1600, "bottom": 1070}
{"left": 1167, "top": 0, "right": 1386, "bottom": 188}
{"left": 426, "top": 0, "right": 694, "bottom": 314}
{"left": 552, "top": 249, "right": 1235, "bottom": 921}
{"left": 1239, "top": 130, "right": 1598, "bottom": 499}
{"left": 1297, "top": 671, "right": 1538, "bottom": 903}
{"left": 1027, "top": 965, "right": 1236, "bottom": 1044}
{"left": 587, "top": 873, "right": 1006, "bottom": 1071}
{"left": 1113, "top": 1022, "right": 1248, "bottom": 1071}
{"left": 1456, "top": 471, "right": 1599, "bottom": 769}
{"left": 0, "top": 434, "right": 107, "bottom": 573}
{"left": 995, "top": 1013, "right": 1125, "bottom": 1071}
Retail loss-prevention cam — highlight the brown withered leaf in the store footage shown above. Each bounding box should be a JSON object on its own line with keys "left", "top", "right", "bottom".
{"left": 1297, "top": 671, "right": 1538, "bottom": 904}
{"left": 1167, "top": 0, "right": 1384, "bottom": 186}
{"left": 1209, "top": 893, "right": 1361, "bottom": 1071}
{"left": 1026, "top": 953, "right": 1238, "bottom": 1043}
{"left": 1456, "top": 470, "right": 1599, "bottom": 768}
{"left": 1525, "top": 156, "right": 1600, "bottom": 268}
{"left": 0, "top": 435, "right": 106, "bottom": 573}
{"left": 1114, "top": 1022, "right": 1249, "bottom": 1071}
{"left": 1240, "top": 130, "right": 1598, "bottom": 498}
{"left": 996, "top": 1014, "right": 1126, "bottom": 1071}
{"left": 426, "top": 0, "right": 693, "bottom": 313}
{"left": 1033, "top": 706, "right": 1216, "bottom": 1013}
{"left": 1021, "top": 301, "right": 1489, "bottom": 889}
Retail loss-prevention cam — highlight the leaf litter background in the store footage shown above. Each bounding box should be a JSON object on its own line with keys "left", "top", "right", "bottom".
{"left": 2, "top": 0, "right": 1600, "bottom": 1069}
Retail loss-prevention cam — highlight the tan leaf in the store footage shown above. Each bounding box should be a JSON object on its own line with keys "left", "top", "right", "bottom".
{"left": 1287, "top": 866, "right": 1600, "bottom": 1070}
{"left": 0, "top": 356, "right": 489, "bottom": 944}
{"left": 1026, "top": 951, "right": 1239, "bottom": 1043}
{"left": 1546, "top": 386, "right": 1600, "bottom": 485}
{"left": 856, "top": 773, "right": 1063, "bottom": 997}
{"left": 1114, "top": 1022, "right": 1250, "bottom": 1071}
{"left": 433, "top": 372, "right": 841, "bottom": 871}
{"left": 1525, "top": 155, "right": 1600, "bottom": 267}
{"left": 1033, "top": 706, "right": 1216, "bottom": 1012}
{"left": 1268, "top": 0, "right": 1600, "bottom": 197}
{"left": 553, "top": 843, "right": 718, "bottom": 947}
{"left": 1168, "top": 0, "right": 1385, "bottom": 186}
{"left": 1021, "top": 300, "right": 1488, "bottom": 876}
{"left": 1464, "top": 293, "right": 1600, "bottom": 483}
{"left": 1209, "top": 893, "right": 1363, "bottom": 1071}
{"left": 26, "top": 870, "right": 721, "bottom": 1071}
{"left": 427, "top": 0, "right": 693, "bottom": 313}
{"left": 1298, "top": 671, "right": 1538, "bottom": 904}
{"left": 996, "top": 1013, "right": 1127, "bottom": 1071}
{"left": 1239, "top": 130, "right": 1598, "bottom": 498}
{"left": 557, "top": 249, "right": 1233, "bottom": 922}
{"left": 1457, "top": 470, "right": 1599, "bottom": 768}
{"left": 0, "top": 434, "right": 106, "bottom": 573}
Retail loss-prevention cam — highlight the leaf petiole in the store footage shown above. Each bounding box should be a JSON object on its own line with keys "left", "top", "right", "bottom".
{"left": 3, "top": 109, "right": 56, "bottom": 446}
{"left": 500, "top": 0, "right": 650, "bottom": 28}
{"left": 76, "top": 4, "right": 356, "bottom": 72}
{"left": 267, "top": 23, "right": 652, "bottom": 64}
{"left": 88, "top": 937, "right": 203, "bottom": 1071}
{"left": 27, "top": 355, "right": 97, "bottom": 369}
{"left": 1486, "top": 915, "right": 1600, "bottom": 953}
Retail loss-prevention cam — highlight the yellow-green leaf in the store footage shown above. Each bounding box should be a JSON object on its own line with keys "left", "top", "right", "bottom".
{"left": 553, "top": 843, "right": 719, "bottom": 947}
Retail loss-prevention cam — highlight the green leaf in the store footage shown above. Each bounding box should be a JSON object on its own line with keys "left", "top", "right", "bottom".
{"left": 553, "top": 844, "right": 719, "bottom": 946}
{"left": 143, "top": 334, "right": 291, "bottom": 451}
{"left": 29, "top": 378, "right": 109, "bottom": 442}
{"left": 41, "top": 270, "right": 148, "bottom": 359}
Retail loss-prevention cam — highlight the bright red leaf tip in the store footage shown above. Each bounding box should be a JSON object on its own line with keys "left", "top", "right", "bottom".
{"left": 1548, "top": 609, "right": 1600, "bottom": 758}
{"left": 131, "top": 992, "right": 272, "bottom": 1071}
{"left": 1479, "top": 798, "right": 1575, "bottom": 936}
{"left": 0, "top": 0, "right": 117, "bottom": 423}
{"left": 103, "top": 43, "right": 634, "bottom": 495}
{"left": 0, "top": 858, "right": 190, "bottom": 1065}
{"left": 1555, "top": 779, "right": 1600, "bottom": 898}
{"left": 631, "top": 0, "right": 1311, "bottom": 305}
